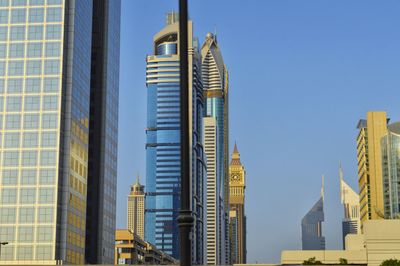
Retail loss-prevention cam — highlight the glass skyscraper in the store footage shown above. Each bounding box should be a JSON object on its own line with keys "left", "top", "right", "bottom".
{"left": 145, "top": 12, "right": 206, "bottom": 263}
{"left": 0, "top": 0, "right": 120, "bottom": 264}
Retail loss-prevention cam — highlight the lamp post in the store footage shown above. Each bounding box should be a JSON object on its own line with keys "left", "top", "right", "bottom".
{"left": 177, "top": 0, "right": 193, "bottom": 266}
{"left": 0, "top": 242, "right": 9, "bottom": 260}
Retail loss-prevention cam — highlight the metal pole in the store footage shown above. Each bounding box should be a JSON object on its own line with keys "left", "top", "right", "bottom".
{"left": 177, "top": 0, "right": 193, "bottom": 266}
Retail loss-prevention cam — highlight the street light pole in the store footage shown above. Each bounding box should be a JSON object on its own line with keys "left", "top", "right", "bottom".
{"left": 0, "top": 242, "right": 9, "bottom": 260}
{"left": 177, "top": 0, "right": 193, "bottom": 266}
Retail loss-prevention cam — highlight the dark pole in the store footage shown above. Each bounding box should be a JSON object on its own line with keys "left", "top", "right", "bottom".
{"left": 177, "top": 0, "right": 193, "bottom": 266}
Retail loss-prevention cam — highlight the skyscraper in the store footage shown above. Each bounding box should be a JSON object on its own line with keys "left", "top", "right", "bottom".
{"left": 339, "top": 165, "right": 360, "bottom": 249}
{"left": 0, "top": 0, "right": 120, "bottom": 264}
{"left": 301, "top": 176, "right": 325, "bottom": 250}
{"left": 127, "top": 176, "right": 145, "bottom": 240}
{"left": 357, "top": 111, "right": 387, "bottom": 224}
{"left": 381, "top": 122, "right": 400, "bottom": 219}
{"left": 201, "top": 32, "right": 230, "bottom": 265}
{"left": 145, "top": 12, "right": 206, "bottom": 263}
{"left": 229, "top": 143, "right": 246, "bottom": 264}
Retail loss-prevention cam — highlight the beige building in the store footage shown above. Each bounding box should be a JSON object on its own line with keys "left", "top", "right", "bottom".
{"left": 229, "top": 143, "right": 246, "bottom": 264}
{"left": 114, "top": 229, "right": 177, "bottom": 265}
{"left": 127, "top": 176, "right": 145, "bottom": 240}
{"left": 357, "top": 112, "right": 387, "bottom": 224}
{"left": 282, "top": 220, "right": 400, "bottom": 266}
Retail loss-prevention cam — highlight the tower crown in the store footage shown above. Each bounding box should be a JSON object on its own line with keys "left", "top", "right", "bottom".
{"left": 231, "top": 142, "right": 242, "bottom": 165}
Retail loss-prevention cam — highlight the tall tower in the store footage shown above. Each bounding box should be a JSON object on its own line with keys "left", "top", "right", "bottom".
{"left": 0, "top": 0, "right": 120, "bottom": 264}
{"left": 339, "top": 165, "right": 361, "bottom": 249}
{"left": 357, "top": 111, "right": 387, "bottom": 225}
{"left": 381, "top": 122, "right": 400, "bottom": 219}
{"left": 145, "top": 12, "right": 206, "bottom": 263}
{"left": 127, "top": 176, "right": 145, "bottom": 240}
{"left": 201, "top": 32, "right": 229, "bottom": 265}
{"left": 301, "top": 176, "right": 325, "bottom": 250}
{"left": 229, "top": 143, "right": 246, "bottom": 264}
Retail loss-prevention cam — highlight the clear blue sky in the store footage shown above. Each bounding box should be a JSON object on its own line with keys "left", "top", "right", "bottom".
{"left": 117, "top": 1, "right": 400, "bottom": 263}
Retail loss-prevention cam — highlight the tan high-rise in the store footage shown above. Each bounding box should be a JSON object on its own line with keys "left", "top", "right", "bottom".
{"left": 357, "top": 111, "right": 387, "bottom": 224}
{"left": 229, "top": 143, "right": 246, "bottom": 264}
{"left": 127, "top": 177, "right": 145, "bottom": 240}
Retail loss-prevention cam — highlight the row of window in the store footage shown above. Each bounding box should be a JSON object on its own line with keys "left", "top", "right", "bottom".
{"left": 0, "top": 113, "right": 58, "bottom": 129}
{"left": 1, "top": 131, "right": 57, "bottom": 148}
{"left": 1, "top": 187, "right": 54, "bottom": 204}
{"left": 0, "top": 42, "right": 61, "bottom": 58}
{"left": 0, "top": 95, "right": 58, "bottom": 111}
{"left": 0, "top": 77, "right": 59, "bottom": 93}
{"left": 1, "top": 150, "right": 56, "bottom": 166}
{"left": 0, "top": 244, "right": 52, "bottom": 261}
{"left": 0, "top": 7, "right": 62, "bottom": 24}
{"left": 1, "top": 168, "right": 55, "bottom": 185}
{"left": 0, "top": 0, "right": 62, "bottom": 7}
{"left": 0, "top": 24, "right": 61, "bottom": 42}
{"left": 0, "top": 59, "right": 60, "bottom": 76}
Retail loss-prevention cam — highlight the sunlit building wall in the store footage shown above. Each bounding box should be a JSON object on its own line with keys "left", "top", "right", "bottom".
{"left": 127, "top": 177, "right": 145, "bottom": 240}
{"left": 145, "top": 12, "right": 206, "bottom": 263}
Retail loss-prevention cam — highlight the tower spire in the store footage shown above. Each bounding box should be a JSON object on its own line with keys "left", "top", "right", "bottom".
{"left": 321, "top": 175, "right": 325, "bottom": 202}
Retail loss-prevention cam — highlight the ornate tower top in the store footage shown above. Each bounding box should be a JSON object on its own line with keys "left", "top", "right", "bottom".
{"left": 231, "top": 142, "right": 242, "bottom": 165}
{"left": 130, "top": 173, "right": 144, "bottom": 194}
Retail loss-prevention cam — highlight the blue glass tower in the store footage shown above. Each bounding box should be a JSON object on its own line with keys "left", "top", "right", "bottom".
{"left": 145, "top": 13, "right": 205, "bottom": 263}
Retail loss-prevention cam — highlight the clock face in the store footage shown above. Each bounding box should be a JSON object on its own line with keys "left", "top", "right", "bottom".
{"left": 231, "top": 173, "right": 240, "bottom": 182}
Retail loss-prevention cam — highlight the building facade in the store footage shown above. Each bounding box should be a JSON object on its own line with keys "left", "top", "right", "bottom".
{"left": 145, "top": 12, "right": 206, "bottom": 263}
{"left": 127, "top": 176, "right": 145, "bottom": 240}
{"left": 381, "top": 122, "right": 400, "bottom": 219}
{"left": 339, "top": 165, "right": 361, "bottom": 249}
{"left": 0, "top": 0, "right": 120, "bottom": 264}
{"left": 357, "top": 112, "right": 387, "bottom": 225}
{"left": 301, "top": 176, "right": 325, "bottom": 250}
{"left": 229, "top": 143, "right": 246, "bottom": 264}
{"left": 201, "top": 32, "right": 229, "bottom": 265}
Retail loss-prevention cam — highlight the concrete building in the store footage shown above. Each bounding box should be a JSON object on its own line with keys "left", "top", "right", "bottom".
{"left": 282, "top": 220, "right": 400, "bottom": 266}
{"left": 201, "top": 32, "right": 230, "bottom": 265}
{"left": 229, "top": 143, "right": 246, "bottom": 264}
{"left": 145, "top": 12, "right": 206, "bottom": 262}
{"left": 357, "top": 112, "right": 388, "bottom": 224}
{"left": 0, "top": 0, "right": 120, "bottom": 264}
{"left": 127, "top": 176, "right": 145, "bottom": 239}
{"left": 339, "top": 165, "right": 361, "bottom": 249}
{"left": 114, "top": 229, "right": 177, "bottom": 265}
{"left": 381, "top": 122, "right": 400, "bottom": 219}
{"left": 301, "top": 176, "right": 325, "bottom": 250}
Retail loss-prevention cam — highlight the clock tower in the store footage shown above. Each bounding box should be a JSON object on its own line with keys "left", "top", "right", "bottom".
{"left": 229, "top": 143, "right": 246, "bottom": 264}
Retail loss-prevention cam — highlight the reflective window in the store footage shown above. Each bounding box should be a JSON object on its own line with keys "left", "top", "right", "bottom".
{"left": 9, "top": 43, "right": 25, "bottom": 58}
{"left": 18, "top": 226, "right": 34, "bottom": 242}
{"left": 10, "top": 26, "right": 25, "bottom": 41}
{"left": 20, "top": 188, "right": 36, "bottom": 203}
{"left": 1, "top": 188, "right": 17, "bottom": 203}
{"left": 0, "top": 208, "right": 16, "bottom": 223}
{"left": 1, "top": 169, "right": 18, "bottom": 185}
{"left": 3, "top": 150, "right": 19, "bottom": 165}
{"left": 27, "top": 43, "right": 42, "bottom": 57}
{"left": 23, "top": 114, "right": 39, "bottom": 129}
{"left": 38, "top": 188, "right": 53, "bottom": 203}
{"left": 4, "top": 132, "right": 20, "bottom": 148}
{"left": 22, "top": 132, "right": 38, "bottom": 147}
{"left": 38, "top": 206, "right": 53, "bottom": 222}
{"left": 19, "top": 207, "right": 35, "bottom": 223}
{"left": 21, "top": 151, "right": 37, "bottom": 166}
{"left": 11, "top": 8, "right": 26, "bottom": 23}
{"left": 28, "top": 25, "right": 43, "bottom": 40}
{"left": 28, "top": 8, "right": 44, "bottom": 23}
{"left": 24, "top": 96, "right": 40, "bottom": 111}
{"left": 20, "top": 169, "right": 36, "bottom": 184}
{"left": 6, "top": 96, "right": 22, "bottom": 112}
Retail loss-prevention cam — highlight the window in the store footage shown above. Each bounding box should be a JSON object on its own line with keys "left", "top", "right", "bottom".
{"left": 10, "top": 26, "right": 25, "bottom": 41}
{"left": 36, "top": 246, "right": 52, "bottom": 260}
{"left": 3, "top": 151, "right": 19, "bottom": 166}
{"left": 30, "top": 0, "right": 44, "bottom": 5}
{"left": 17, "top": 246, "right": 33, "bottom": 260}
{"left": 37, "top": 226, "right": 53, "bottom": 242}
{"left": 42, "top": 95, "right": 58, "bottom": 110}
{"left": 24, "top": 96, "right": 40, "bottom": 111}
{"left": 18, "top": 226, "right": 34, "bottom": 242}
{"left": 46, "top": 7, "right": 62, "bottom": 22}
{"left": 20, "top": 188, "right": 36, "bottom": 204}
{"left": 9, "top": 43, "right": 24, "bottom": 58}
{"left": 4, "top": 132, "right": 20, "bottom": 148}
{"left": 28, "top": 25, "right": 43, "bottom": 40}
{"left": 0, "top": 96, "right": 3, "bottom": 110}
{"left": 0, "top": 10, "right": 8, "bottom": 24}
{"left": 43, "top": 77, "right": 59, "bottom": 92}
{"left": 22, "top": 132, "right": 38, "bottom": 147}
{"left": 26, "top": 60, "right": 42, "bottom": 75}
{"left": 38, "top": 207, "right": 53, "bottom": 222}
{"left": 44, "top": 60, "right": 59, "bottom": 75}
{"left": 25, "top": 78, "right": 40, "bottom": 93}
{"left": 0, "top": 43, "right": 5, "bottom": 58}
{"left": 47, "top": 0, "right": 62, "bottom": 5}
{"left": 23, "top": 114, "right": 39, "bottom": 129}
{"left": 8, "top": 61, "right": 24, "bottom": 76}
{"left": 12, "top": 0, "right": 26, "bottom": 6}
{"left": 7, "top": 78, "right": 22, "bottom": 93}
{"left": 41, "top": 132, "right": 57, "bottom": 147}
{"left": 40, "top": 150, "right": 56, "bottom": 166}
{"left": 21, "top": 151, "right": 37, "bottom": 166}
{"left": 27, "top": 43, "right": 42, "bottom": 57}
{"left": 1, "top": 188, "right": 17, "bottom": 204}
{"left": 19, "top": 207, "right": 35, "bottom": 223}
{"left": 1, "top": 169, "right": 18, "bottom": 185}
{"left": 28, "top": 8, "right": 44, "bottom": 23}
{"left": 6, "top": 96, "right": 22, "bottom": 112}
{"left": 39, "top": 188, "right": 53, "bottom": 203}
{"left": 39, "top": 169, "right": 55, "bottom": 184}
{"left": 20, "top": 169, "right": 36, "bottom": 184}
{"left": 41, "top": 113, "right": 58, "bottom": 129}
{"left": 0, "top": 79, "right": 4, "bottom": 93}
{"left": 45, "top": 42, "right": 60, "bottom": 57}
{"left": 45, "top": 24, "right": 61, "bottom": 40}
{"left": 11, "top": 9, "right": 26, "bottom": 23}
{"left": 0, "top": 227, "right": 15, "bottom": 243}
{"left": 0, "top": 208, "right": 16, "bottom": 223}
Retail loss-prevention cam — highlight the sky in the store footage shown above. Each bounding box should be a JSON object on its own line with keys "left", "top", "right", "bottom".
{"left": 117, "top": 1, "right": 400, "bottom": 263}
